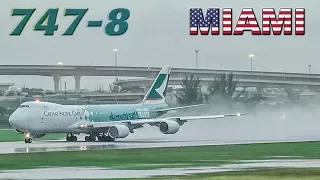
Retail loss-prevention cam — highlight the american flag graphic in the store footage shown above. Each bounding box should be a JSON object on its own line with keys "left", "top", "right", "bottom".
{"left": 190, "top": 8, "right": 220, "bottom": 35}
{"left": 295, "top": 8, "right": 305, "bottom": 35}
{"left": 222, "top": 8, "right": 232, "bottom": 35}
{"left": 233, "top": 8, "right": 261, "bottom": 35}
{"left": 189, "top": 7, "right": 305, "bottom": 36}
{"left": 262, "top": 8, "right": 292, "bottom": 35}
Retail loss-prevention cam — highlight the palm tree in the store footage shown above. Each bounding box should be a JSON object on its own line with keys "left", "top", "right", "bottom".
{"left": 285, "top": 88, "right": 301, "bottom": 103}
{"left": 174, "top": 75, "right": 203, "bottom": 105}
{"left": 109, "top": 84, "right": 120, "bottom": 93}
{"left": 207, "top": 73, "right": 245, "bottom": 102}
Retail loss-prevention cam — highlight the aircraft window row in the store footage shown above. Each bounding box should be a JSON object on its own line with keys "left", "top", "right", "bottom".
{"left": 19, "top": 105, "right": 30, "bottom": 108}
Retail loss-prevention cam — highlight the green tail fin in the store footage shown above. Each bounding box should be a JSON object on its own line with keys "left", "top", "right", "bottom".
{"left": 141, "top": 65, "right": 171, "bottom": 104}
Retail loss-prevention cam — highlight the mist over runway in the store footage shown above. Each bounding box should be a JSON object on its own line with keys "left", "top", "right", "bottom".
{"left": 1, "top": 104, "right": 320, "bottom": 154}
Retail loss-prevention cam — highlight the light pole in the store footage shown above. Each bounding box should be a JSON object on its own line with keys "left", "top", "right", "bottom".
{"left": 64, "top": 81, "right": 67, "bottom": 102}
{"left": 113, "top": 48, "right": 118, "bottom": 103}
{"left": 18, "top": 88, "right": 22, "bottom": 104}
{"left": 281, "top": 67, "right": 285, "bottom": 81}
{"left": 249, "top": 54, "right": 254, "bottom": 71}
{"left": 58, "top": 62, "right": 63, "bottom": 92}
{"left": 195, "top": 50, "right": 199, "bottom": 69}
{"left": 308, "top": 64, "right": 311, "bottom": 74}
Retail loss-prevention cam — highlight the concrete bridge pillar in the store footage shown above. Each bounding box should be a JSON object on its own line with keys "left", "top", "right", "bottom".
{"left": 74, "top": 75, "right": 81, "bottom": 93}
{"left": 53, "top": 76, "right": 60, "bottom": 93}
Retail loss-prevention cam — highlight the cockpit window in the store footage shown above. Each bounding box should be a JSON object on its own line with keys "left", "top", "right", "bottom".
{"left": 19, "top": 105, "right": 29, "bottom": 108}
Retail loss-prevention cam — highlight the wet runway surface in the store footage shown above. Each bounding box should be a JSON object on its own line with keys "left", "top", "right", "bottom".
{"left": 1, "top": 108, "right": 320, "bottom": 179}
{"left": 2, "top": 137, "right": 312, "bottom": 154}
{"left": 1, "top": 108, "right": 320, "bottom": 154}
{"left": 1, "top": 159, "right": 320, "bottom": 179}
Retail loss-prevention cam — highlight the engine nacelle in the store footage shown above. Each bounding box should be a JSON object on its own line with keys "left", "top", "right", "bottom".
{"left": 159, "top": 120, "right": 180, "bottom": 134}
{"left": 108, "top": 125, "right": 130, "bottom": 138}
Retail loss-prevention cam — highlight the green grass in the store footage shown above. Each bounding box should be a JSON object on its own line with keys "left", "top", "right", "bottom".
{"left": 0, "top": 129, "right": 64, "bottom": 142}
{"left": 89, "top": 168, "right": 320, "bottom": 180}
{"left": 1, "top": 141, "right": 320, "bottom": 170}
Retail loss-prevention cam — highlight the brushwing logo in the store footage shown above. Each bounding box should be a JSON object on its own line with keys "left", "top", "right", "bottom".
{"left": 147, "top": 74, "right": 168, "bottom": 100}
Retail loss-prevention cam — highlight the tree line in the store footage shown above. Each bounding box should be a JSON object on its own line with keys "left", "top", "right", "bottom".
{"left": 174, "top": 73, "right": 253, "bottom": 106}
{"left": 173, "top": 73, "right": 302, "bottom": 107}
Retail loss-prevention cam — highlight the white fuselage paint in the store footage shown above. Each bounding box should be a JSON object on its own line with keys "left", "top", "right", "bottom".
{"left": 9, "top": 101, "right": 167, "bottom": 134}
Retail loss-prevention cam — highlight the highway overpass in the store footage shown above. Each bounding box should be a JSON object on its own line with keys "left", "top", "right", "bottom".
{"left": 0, "top": 65, "right": 320, "bottom": 92}
{"left": 114, "top": 77, "right": 320, "bottom": 90}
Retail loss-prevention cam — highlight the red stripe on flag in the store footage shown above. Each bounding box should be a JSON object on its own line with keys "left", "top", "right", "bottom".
{"left": 295, "top": 8, "right": 305, "bottom": 35}
{"left": 190, "top": 29, "right": 198, "bottom": 35}
{"left": 262, "top": 8, "right": 292, "bottom": 35}
{"left": 234, "top": 8, "right": 261, "bottom": 35}
{"left": 223, "top": 8, "right": 232, "bottom": 35}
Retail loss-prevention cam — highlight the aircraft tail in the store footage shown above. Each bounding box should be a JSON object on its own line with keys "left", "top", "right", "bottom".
{"left": 141, "top": 65, "right": 171, "bottom": 104}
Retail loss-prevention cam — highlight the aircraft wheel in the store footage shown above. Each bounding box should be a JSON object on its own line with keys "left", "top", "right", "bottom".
{"left": 105, "top": 136, "right": 115, "bottom": 142}
{"left": 85, "top": 136, "right": 89, "bottom": 141}
{"left": 66, "top": 136, "right": 71, "bottom": 142}
{"left": 89, "top": 135, "right": 96, "bottom": 142}
{"left": 71, "top": 136, "right": 77, "bottom": 142}
{"left": 97, "top": 136, "right": 103, "bottom": 142}
{"left": 66, "top": 133, "right": 73, "bottom": 142}
{"left": 25, "top": 138, "right": 32, "bottom": 143}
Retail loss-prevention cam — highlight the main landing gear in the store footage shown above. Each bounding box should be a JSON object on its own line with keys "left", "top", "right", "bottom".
{"left": 85, "top": 133, "right": 115, "bottom": 142}
{"left": 66, "top": 133, "right": 77, "bottom": 142}
{"left": 24, "top": 133, "right": 32, "bottom": 143}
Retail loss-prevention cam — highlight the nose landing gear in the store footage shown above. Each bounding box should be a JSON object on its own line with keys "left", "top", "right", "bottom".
{"left": 24, "top": 133, "right": 32, "bottom": 143}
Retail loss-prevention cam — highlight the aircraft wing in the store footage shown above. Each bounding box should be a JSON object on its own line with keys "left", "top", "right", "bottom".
{"left": 68, "top": 112, "right": 248, "bottom": 130}
{"left": 155, "top": 104, "right": 204, "bottom": 112}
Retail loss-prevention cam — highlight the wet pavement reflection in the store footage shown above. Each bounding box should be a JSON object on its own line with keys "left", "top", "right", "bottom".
{"left": 1, "top": 159, "right": 320, "bottom": 179}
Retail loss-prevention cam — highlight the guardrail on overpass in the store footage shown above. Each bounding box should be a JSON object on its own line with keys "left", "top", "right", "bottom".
{"left": 114, "top": 77, "right": 320, "bottom": 90}
{"left": 1, "top": 65, "right": 320, "bottom": 92}
{"left": 0, "top": 65, "right": 318, "bottom": 80}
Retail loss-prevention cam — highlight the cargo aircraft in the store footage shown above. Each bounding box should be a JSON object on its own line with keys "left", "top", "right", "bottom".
{"left": 9, "top": 65, "right": 247, "bottom": 143}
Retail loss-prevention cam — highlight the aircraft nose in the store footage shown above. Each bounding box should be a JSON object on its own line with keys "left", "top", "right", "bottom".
{"left": 9, "top": 113, "right": 16, "bottom": 126}
{"left": 9, "top": 112, "right": 20, "bottom": 129}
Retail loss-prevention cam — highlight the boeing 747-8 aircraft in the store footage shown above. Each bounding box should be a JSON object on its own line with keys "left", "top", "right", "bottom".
{"left": 9, "top": 65, "right": 247, "bottom": 143}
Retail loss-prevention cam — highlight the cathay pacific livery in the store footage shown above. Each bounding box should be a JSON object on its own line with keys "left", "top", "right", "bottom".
{"left": 9, "top": 65, "right": 247, "bottom": 143}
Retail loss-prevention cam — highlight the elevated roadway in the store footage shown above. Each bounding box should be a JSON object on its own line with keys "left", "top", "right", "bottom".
{"left": 0, "top": 65, "right": 319, "bottom": 92}
{"left": 114, "top": 77, "right": 320, "bottom": 90}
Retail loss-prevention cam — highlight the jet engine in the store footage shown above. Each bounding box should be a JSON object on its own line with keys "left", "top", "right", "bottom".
{"left": 108, "top": 125, "right": 130, "bottom": 138}
{"left": 159, "top": 120, "right": 180, "bottom": 134}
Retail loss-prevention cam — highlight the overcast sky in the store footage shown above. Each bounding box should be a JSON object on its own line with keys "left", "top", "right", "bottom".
{"left": 0, "top": 0, "right": 316, "bottom": 91}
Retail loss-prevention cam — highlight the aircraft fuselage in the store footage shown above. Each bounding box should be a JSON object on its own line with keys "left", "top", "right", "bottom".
{"left": 9, "top": 101, "right": 169, "bottom": 134}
